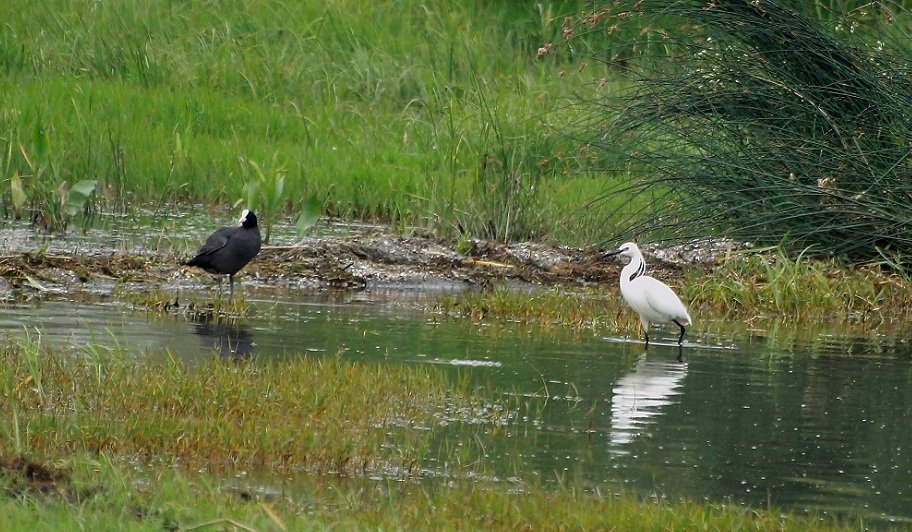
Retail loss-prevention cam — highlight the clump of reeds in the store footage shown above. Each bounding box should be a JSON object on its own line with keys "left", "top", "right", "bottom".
{"left": 577, "top": 1, "right": 912, "bottom": 263}
{"left": 683, "top": 245, "right": 912, "bottom": 321}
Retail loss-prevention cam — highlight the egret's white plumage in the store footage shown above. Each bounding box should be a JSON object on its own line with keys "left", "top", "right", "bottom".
{"left": 606, "top": 242, "right": 692, "bottom": 346}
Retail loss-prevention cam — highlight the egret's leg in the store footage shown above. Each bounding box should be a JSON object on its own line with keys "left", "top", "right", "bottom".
{"left": 676, "top": 345, "right": 684, "bottom": 362}
{"left": 640, "top": 318, "right": 651, "bottom": 347}
{"left": 673, "top": 319, "right": 686, "bottom": 346}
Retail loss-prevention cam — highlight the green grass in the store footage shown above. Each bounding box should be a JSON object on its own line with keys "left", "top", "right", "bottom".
{"left": 435, "top": 285, "right": 625, "bottom": 331}
{"left": 575, "top": 0, "right": 912, "bottom": 261}
{"left": 0, "top": 0, "right": 630, "bottom": 244}
{"left": 4, "top": 1, "right": 912, "bottom": 251}
{"left": 433, "top": 249, "right": 912, "bottom": 343}
{"left": 684, "top": 247, "right": 912, "bottom": 322}
{"left": 0, "top": 332, "right": 470, "bottom": 475}
{"left": 119, "top": 287, "right": 252, "bottom": 320}
{"left": 0, "top": 454, "right": 847, "bottom": 531}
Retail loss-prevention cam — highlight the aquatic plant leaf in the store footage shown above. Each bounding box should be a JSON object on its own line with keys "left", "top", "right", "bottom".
{"left": 295, "top": 195, "right": 322, "bottom": 238}
{"left": 58, "top": 181, "right": 68, "bottom": 207}
{"left": 248, "top": 159, "right": 267, "bottom": 182}
{"left": 243, "top": 180, "right": 261, "bottom": 212}
{"left": 271, "top": 174, "right": 285, "bottom": 205}
{"left": 67, "top": 179, "right": 96, "bottom": 217}
{"left": 70, "top": 179, "right": 96, "bottom": 197}
{"left": 17, "top": 144, "right": 34, "bottom": 170}
{"left": 10, "top": 171, "right": 27, "bottom": 215}
{"left": 24, "top": 274, "right": 48, "bottom": 292}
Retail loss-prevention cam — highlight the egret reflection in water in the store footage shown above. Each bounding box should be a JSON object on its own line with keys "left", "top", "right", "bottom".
{"left": 192, "top": 319, "right": 255, "bottom": 359}
{"left": 609, "top": 352, "right": 688, "bottom": 447}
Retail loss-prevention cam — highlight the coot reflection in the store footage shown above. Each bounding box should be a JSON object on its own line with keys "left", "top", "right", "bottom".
{"left": 192, "top": 320, "right": 255, "bottom": 359}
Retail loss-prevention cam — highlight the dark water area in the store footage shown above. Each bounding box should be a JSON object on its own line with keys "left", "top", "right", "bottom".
{"left": 1, "top": 286, "right": 910, "bottom": 526}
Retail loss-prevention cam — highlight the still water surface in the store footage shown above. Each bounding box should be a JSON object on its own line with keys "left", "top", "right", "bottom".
{"left": 1, "top": 286, "right": 910, "bottom": 525}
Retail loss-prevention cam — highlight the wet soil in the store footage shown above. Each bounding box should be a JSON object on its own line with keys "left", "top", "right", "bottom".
{"left": 0, "top": 229, "right": 741, "bottom": 296}
{"left": 0, "top": 455, "right": 84, "bottom": 502}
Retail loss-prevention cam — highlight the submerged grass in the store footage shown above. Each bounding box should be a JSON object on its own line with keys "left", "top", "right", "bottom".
{"left": 120, "top": 287, "right": 252, "bottom": 321}
{"left": 435, "top": 285, "right": 619, "bottom": 330}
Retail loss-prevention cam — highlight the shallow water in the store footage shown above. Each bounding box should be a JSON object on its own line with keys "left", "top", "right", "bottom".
{"left": 0, "top": 207, "right": 370, "bottom": 256}
{"left": 1, "top": 285, "right": 910, "bottom": 525}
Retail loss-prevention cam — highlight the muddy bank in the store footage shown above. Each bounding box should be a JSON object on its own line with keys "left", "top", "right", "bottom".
{"left": 0, "top": 230, "right": 743, "bottom": 296}
{"left": 0, "top": 455, "right": 93, "bottom": 503}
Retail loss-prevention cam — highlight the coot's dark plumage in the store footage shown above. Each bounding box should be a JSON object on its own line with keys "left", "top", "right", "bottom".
{"left": 186, "top": 209, "right": 262, "bottom": 294}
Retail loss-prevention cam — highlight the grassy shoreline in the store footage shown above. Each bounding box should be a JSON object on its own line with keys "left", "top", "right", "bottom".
{"left": 1, "top": 454, "right": 848, "bottom": 530}
{"left": 0, "top": 334, "right": 850, "bottom": 530}
{"left": 0, "top": 454, "right": 846, "bottom": 530}
{"left": 434, "top": 246, "right": 912, "bottom": 335}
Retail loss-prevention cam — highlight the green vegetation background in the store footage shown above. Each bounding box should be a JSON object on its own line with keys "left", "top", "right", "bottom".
{"left": 1, "top": 0, "right": 616, "bottom": 243}
{"left": 4, "top": 1, "right": 912, "bottom": 247}
{"left": 2, "top": 3, "right": 908, "bottom": 528}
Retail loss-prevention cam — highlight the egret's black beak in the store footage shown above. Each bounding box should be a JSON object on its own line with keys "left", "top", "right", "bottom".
{"left": 604, "top": 247, "right": 627, "bottom": 257}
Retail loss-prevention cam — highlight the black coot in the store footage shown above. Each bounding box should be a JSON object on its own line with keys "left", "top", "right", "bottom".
{"left": 186, "top": 209, "right": 262, "bottom": 295}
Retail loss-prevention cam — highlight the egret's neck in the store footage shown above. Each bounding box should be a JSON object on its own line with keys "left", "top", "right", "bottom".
{"left": 620, "top": 253, "right": 646, "bottom": 289}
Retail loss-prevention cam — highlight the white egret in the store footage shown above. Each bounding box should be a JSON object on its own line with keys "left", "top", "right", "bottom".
{"left": 605, "top": 242, "right": 692, "bottom": 347}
